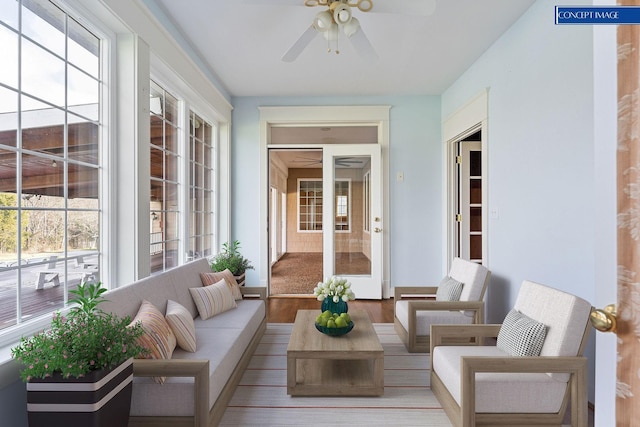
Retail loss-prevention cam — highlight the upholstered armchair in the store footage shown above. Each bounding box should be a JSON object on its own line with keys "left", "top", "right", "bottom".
{"left": 430, "top": 280, "right": 592, "bottom": 427}
{"left": 394, "top": 257, "right": 491, "bottom": 352}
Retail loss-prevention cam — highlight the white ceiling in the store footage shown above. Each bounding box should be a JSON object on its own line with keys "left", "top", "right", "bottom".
{"left": 148, "top": 0, "right": 536, "bottom": 97}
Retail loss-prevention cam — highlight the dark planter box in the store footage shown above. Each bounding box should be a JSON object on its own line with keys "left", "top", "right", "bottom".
{"left": 26, "top": 358, "right": 133, "bottom": 427}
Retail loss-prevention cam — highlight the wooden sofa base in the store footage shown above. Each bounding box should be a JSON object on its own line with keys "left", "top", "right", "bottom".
{"left": 128, "top": 317, "right": 267, "bottom": 427}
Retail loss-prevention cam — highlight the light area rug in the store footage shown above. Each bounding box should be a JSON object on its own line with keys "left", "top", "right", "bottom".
{"left": 219, "top": 323, "right": 453, "bottom": 426}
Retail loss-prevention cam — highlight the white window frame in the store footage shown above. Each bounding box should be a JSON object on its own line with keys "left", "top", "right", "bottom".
{"left": 0, "top": 0, "right": 115, "bottom": 350}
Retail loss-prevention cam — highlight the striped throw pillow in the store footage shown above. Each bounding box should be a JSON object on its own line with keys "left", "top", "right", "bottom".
{"left": 201, "top": 270, "right": 243, "bottom": 300}
{"left": 129, "top": 300, "right": 177, "bottom": 383}
{"left": 190, "top": 278, "right": 237, "bottom": 320}
{"left": 165, "top": 300, "right": 196, "bottom": 352}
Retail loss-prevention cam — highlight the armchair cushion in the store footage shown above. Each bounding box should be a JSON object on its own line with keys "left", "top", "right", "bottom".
{"left": 432, "top": 345, "right": 567, "bottom": 413}
{"left": 435, "top": 276, "right": 464, "bottom": 301}
{"left": 497, "top": 309, "right": 547, "bottom": 357}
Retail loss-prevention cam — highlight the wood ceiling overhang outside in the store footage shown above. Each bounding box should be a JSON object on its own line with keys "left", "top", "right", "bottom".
{"left": 0, "top": 121, "right": 99, "bottom": 199}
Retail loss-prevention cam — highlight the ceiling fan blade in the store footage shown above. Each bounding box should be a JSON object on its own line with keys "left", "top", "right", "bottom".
{"left": 282, "top": 25, "right": 318, "bottom": 62}
{"left": 348, "top": 26, "right": 378, "bottom": 63}
{"left": 371, "top": 0, "right": 437, "bottom": 16}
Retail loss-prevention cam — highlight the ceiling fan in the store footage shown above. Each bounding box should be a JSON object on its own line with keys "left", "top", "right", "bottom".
{"left": 282, "top": 0, "right": 435, "bottom": 62}
{"left": 291, "top": 155, "right": 364, "bottom": 167}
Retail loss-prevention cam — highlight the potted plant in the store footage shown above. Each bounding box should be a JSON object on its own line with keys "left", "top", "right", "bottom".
{"left": 209, "top": 240, "right": 254, "bottom": 286}
{"left": 11, "top": 282, "right": 146, "bottom": 427}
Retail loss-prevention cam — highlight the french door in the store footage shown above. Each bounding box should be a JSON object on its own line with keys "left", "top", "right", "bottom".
{"left": 322, "top": 144, "right": 382, "bottom": 299}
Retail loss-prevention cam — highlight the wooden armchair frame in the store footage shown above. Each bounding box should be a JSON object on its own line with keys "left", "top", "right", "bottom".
{"left": 394, "top": 286, "right": 485, "bottom": 352}
{"left": 394, "top": 266, "right": 490, "bottom": 353}
{"left": 429, "top": 322, "right": 591, "bottom": 427}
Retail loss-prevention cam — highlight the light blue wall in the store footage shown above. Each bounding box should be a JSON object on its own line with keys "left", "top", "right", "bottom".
{"left": 443, "top": 0, "right": 595, "bottom": 315}
{"left": 230, "top": 96, "right": 443, "bottom": 288}
{"left": 441, "top": 0, "right": 601, "bottom": 406}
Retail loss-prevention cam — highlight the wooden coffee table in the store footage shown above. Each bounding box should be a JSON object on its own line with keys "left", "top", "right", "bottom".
{"left": 287, "top": 309, "right": 384, "bottom": 396}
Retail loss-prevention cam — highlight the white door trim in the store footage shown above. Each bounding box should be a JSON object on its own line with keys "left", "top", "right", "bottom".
{"left": 443, "top": 90, "right": 489, "bottom": 272}
{"left": 259, "top": 105, "right": 391, "bottom": 298}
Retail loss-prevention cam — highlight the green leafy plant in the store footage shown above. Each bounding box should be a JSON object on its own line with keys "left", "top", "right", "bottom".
{"left": 11, "top": 282, "right": 146, "bottom": 381}
{"left": 209, "top": 240, "right": 254, "bottom": 276}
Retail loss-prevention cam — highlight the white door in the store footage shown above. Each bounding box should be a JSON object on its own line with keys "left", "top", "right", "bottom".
{"left": 322, "top": 144, "right": 382, "bottom": 299}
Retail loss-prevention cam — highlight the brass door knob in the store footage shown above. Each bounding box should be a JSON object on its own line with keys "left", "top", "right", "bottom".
{"left": 590, "top": 304, "right": 617, "bottom": 333}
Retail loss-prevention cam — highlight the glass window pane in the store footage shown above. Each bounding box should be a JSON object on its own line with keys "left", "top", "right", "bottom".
{"left": 165, "top": 182, "right": 178, "bottom": 208}
{"left": 0, "top": 25, "right": 18, "bottom": 88}
{"left": 67, "top": 17, "right": 99, "bottom": 78}
{"left": 165, "top": 91, "right": 178, "bottom": 124}
{"left": 22, "top": 104, "right": 64, "bottom": 157}
{"left": 0, "top": 161, "right": 15, "bottom": 201}
{"left": 22, "top": 153, "right": 64, "bottom": 198}
{"left": 67, "top": 210, "right": 98, "bottom": 251}
{"left": 164, "top": 212, "right": 178, "bottom": 241}
{"left": 68, "top": 162, "right": 98, "bottom": 199}
{"left": 0, "top": 91, "right": 18, "bottom": 146}
{"left": 22, "top": 37, "right": 65, "bottom": 107}
{"left": 0, "top": 0, "right": 19, "bottom": 30}
{"left": 165, "top": 152, "right": 178, "bottom": 182}
{"left": 150, "top": 179, "right": 162, "bottom": 202}
{"left": 68, "top": 116, "right": 98, "bottom": 164}
{"left": 150, "top": 147, "right": 163, "bottom": 179}
{"left": 165, "top": 122, "right": 178, "bottom": 153}
{"left": 22, "top": 0, "right": 66, "bottom": 58}
{"left": 68, "top": 66, "right": 99, "bottom": 120}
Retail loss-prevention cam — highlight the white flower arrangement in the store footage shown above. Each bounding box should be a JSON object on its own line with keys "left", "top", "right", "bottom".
{"left": 313, "top": 276, "right": 356, "bottom": 303}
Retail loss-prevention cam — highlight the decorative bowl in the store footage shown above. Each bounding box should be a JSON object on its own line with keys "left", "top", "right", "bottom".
{"left": 315, "top": 321, "right": 354, "bottom": 336}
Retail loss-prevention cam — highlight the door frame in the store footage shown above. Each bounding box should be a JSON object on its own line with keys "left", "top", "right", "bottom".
{"left": 443, "top": 90, "right": 489, "bottom": 272}
{"left": 259, "top": 105, "right": 391, "bottom": 298}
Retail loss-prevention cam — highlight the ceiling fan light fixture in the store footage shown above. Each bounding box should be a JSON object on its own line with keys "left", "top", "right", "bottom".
{"left": 332, "top": 3, "right": 352, "bottom": 25}
{"left": 342, "top": 16, "right": 360, "bottom": 37}
{"left": 313, "top": 10, "right": 333, "bottom": 32}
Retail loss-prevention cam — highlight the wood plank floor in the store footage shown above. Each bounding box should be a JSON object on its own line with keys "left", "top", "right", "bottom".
{"left": 266, "top": 296, "right": 394, "bottom": 323}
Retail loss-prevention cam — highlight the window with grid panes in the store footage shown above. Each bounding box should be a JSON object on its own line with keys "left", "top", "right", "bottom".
{"left": 149, "top": 80, "right": 180, "bottom": 273}
{"left": 0, "top": 0, "right": 102, "bottom": 331}
{"left": 188, "top": 111, "right": 214, "bottom": 260}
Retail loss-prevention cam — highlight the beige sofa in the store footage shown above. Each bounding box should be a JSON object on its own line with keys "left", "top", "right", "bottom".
{"left": 100, "top": 258, "right": 266, "bottom": 427}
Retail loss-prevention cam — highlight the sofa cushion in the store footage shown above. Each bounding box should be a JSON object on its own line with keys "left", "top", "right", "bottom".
{"left": 435, "top": 276, "right": 464, "bottom": 301}
{"left": 130, "top": 300, "right": 177, "bottom": 384}
{"left": 432, "top": 345, "right": 567, "bottom": 413}
{"left": 497, "top": 309, "right": 547, "bottom": 357}
{"left": 201, "top": 269, "right": 243, "bottom": 300}
{"left": 165, "top": 300, "right": 197, "bottom": 352}
{"left": 190, "top": 279, "right": 237, "bottom": 320}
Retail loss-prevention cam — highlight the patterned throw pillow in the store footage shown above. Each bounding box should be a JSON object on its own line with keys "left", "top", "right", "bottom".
{"left": 497, "top": 309, "right": 548, "bottom": 356}
{"left": 435, "top": 276, "right": 464, "bottom": 301}
{"left": 190, "top": 278, "right": 237, "bottom": 320}
{"left": 129, "top": 300, "right": 177, "bottom": 384}
{"left": 165, "top": 300, "right": 197, "bottom": 352}
{"left": 200, "top": 269, "right": 243, "bottom": 301}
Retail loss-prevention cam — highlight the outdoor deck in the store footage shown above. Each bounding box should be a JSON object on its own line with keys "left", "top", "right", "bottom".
{"left": 0, "top": 253, "right": 98, "bottom": 330}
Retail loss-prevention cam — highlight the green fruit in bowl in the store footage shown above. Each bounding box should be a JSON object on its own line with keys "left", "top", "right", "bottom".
{"left": 326, "top": 319, "right": 336, "bottom": 328}
{"left": 339, "top": 313, "right": 351, "bottom": 323}
{"left": 335, "top": 317, "right": 347, "bottom": 328}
